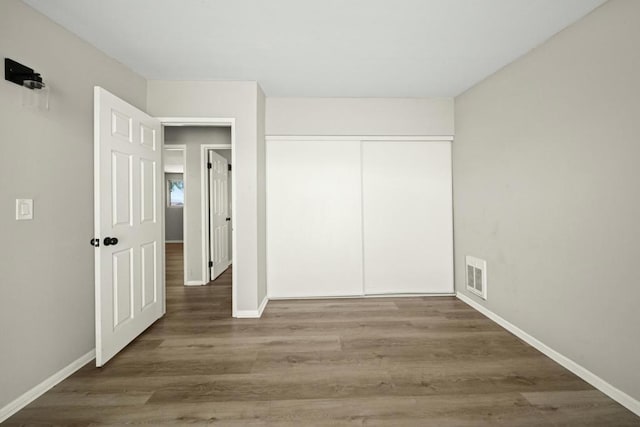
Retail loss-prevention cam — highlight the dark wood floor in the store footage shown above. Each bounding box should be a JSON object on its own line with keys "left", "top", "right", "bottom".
{"left": 6, "top": 243, "right": 639, "bottom": 425}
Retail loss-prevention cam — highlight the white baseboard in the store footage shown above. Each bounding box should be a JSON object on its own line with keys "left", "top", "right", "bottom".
{"left": 236, "top": 297, "right": 269, "bottom": 318}
{"left": 0, "top": 349, "right": 95, "bottom": 423}
{"left": 185, "top": 264, "right": 231, "bottom": 287}
{"left": 258, "top": 296, "right": 268, "bottom": 316}
{"left": 456, "top": 292, "right": 640, "bottom": 417}
{"left": 268, "top": 292, "right": 456, "bottom": 300}
{"left": 165, "top": 240, "right": 183, "bottom": 243}
{"left": 185, "top": 280, "right": 205, "bottom": 286}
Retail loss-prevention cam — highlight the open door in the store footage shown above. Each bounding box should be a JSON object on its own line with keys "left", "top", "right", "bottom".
{"left": 93, "top": 87, "right": 164, "bottom": 366}
{"left": 208, "top": 150, "right": 230, "bottom": 281}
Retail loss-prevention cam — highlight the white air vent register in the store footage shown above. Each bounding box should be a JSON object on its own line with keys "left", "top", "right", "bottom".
{"left": 466, "top": 256, "right": 487, "bottom": 299}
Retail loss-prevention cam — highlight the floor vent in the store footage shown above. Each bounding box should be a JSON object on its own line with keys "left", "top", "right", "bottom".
{"left": 465, "top": 256, "right": 487, "bottom": 299}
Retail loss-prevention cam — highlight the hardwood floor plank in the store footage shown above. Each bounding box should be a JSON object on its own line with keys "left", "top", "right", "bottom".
{"left": 522, "top": 390, "right": 640, "bottom": 426}
{"left": 27, "top": 391, "right": 152, "bottom": 408}
{"left": 157, "top": 335, "right": 342, "bottom": 353}
{"left": 73, "top": 357, "right": 257, "bottom": 378}
{"left": 146, "top": 370, "right": 395, "bottom": 404}
{"left": 7, "top": 394, "right": 538, "bottom": 426}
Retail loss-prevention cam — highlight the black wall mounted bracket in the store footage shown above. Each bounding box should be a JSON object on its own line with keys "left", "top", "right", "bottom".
{"left": 5, "top": 58, "right": 45, "bottom": 89}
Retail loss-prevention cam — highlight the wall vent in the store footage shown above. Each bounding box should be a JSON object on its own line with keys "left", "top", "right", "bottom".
{"left": 465, "top": 256, "right": 487, "bottom": 299}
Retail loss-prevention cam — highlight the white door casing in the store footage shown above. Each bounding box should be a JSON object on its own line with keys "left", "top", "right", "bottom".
{"left": 208, "top": 150, "right": 230, "bottom": 281}
{"left": 362, "top": 140, "right": 453, "bottom": 294}
{"left": 94, "top": 87, "right": 164, "bottom": 367}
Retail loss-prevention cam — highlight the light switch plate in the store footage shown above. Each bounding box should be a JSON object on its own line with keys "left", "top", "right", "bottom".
{"left": 16, "top": 199, "right": 33, "bottom": 220}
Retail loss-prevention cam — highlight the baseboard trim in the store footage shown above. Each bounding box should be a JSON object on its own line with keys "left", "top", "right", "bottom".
{"left": 236, "top": 297, "right": 269, "bottom": 318}
{"left": 0, "top": 349, "right": 95, "bottom": 423}
{"left": 268, "top": 292, "right": 456, "bottom": 300}
{"left": 456, "top": 292, "right": 640, "bottom": 417}
{"left": 185, "top": 280, "right": 205, "bottom": 286}
{"left": 257, "top": 296, "right": 269, "bottom": 316}
{"left": 165, "top": 240, "right": 183, "bottom": 243}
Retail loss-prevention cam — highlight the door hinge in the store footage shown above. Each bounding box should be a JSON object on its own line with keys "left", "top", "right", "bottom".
{"left": 207, "top": 162, "right": 212, "bottom": 169}
{"left": 228, "top": 164, "right": 232, "bottom": 172}
{"left": 209, "top": 261, "right": 213, "bottom": 267}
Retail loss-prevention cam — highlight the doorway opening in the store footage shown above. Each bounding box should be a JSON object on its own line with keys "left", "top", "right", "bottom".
{"left": 160, "top": 118, "right": 237, "bottom": 317}
{"left": 163, "top": 145, "right": 187, "bottom": 286}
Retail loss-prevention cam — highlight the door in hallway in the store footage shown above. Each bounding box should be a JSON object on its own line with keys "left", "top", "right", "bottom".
{"left": 208, "top": 150, "right": 230, "bottom": 281}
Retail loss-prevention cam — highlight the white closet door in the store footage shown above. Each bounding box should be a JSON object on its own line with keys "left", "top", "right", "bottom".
{"left": 362, "top": 140, "right": 453, "bottom": 294}
{"left": 267, "top": 140, "right": 363, "bottom": 298}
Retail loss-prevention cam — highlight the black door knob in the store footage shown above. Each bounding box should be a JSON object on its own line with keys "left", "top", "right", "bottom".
{"left": 103, "top": 237, "right": 119, "bottom": 246}
{"left": 90, "top": 238, "right": 100, "bottom": 247}
{"left": 226, "top": 217, "right": 231, "bottom": 221}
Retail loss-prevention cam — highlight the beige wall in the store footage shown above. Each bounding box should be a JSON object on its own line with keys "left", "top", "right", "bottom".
{"left": 147, "top": 81, "right": 265, "bottom": 313}
{"left": 266, "top": 97, "right": 454, "bottom": 136}
{"left": 454, "top": 0, "right": 640, "bottom": 403}
{"left": 0, "top": 0, "right": 147, "bottom": 410}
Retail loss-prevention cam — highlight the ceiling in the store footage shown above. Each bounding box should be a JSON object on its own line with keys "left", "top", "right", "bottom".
{"left": 23, "top": 0, "right": 605, "bottom": 97}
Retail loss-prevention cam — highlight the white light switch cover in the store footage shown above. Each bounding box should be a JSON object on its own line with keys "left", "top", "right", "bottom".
{"left": 16, "top": 199, "right": 33, "bottom": 220}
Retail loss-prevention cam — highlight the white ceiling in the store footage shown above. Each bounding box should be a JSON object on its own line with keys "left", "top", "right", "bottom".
{"left": 23, "top": 0, "right": 605, "bottom": 97}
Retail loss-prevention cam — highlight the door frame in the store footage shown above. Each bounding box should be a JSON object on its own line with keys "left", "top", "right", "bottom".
{"left": 158, "top": 117, "right": 237, "bottom": 317}
{"left": 163, "top": 145, "right": 188, "bottom": 286}
{"left": 202, "top": 144, "right": 233, "bottom": 284}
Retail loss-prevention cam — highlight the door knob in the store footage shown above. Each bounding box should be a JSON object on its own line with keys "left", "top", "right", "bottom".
{"left": 103, "top": 237, "right": 119, "bottom": 246}
{"left": 226, "top": 217, "right": 231, "bottom": 221}
{"left": 90, "top": 238, "right": 100, "bottom": 247}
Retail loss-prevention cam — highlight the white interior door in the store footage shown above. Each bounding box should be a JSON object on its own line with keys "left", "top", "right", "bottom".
{"left": 208, "top": 150, "right": 229, "bottom": 281}
{"left": 267, "top": 139, "right": 363, "bottom": 298}
{"left": 362, "top": 140, "right": 453, "bottom": 294}
{"left": 94, "top": 87, "right": 164, "bottom": 366}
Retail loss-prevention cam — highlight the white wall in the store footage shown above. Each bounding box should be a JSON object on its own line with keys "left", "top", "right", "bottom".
{"left": 257, "top": 86, "right": 267, "bottom": 306}
{"left": 164, "top": 127, "right": 231, "bottom": 283}
{"left": 0, "top": 0, "right": 147, "bottom": 411}
{"left": 266, "top": 97, "right": 454, "bottom": 136}
{"left": 454, "top": 0, "right": 640, "bottom": 405}
{"left": 163, "top": 149, "right": 184, "bottom": 173}
{"left": 148, "top": 81, "right": 265, "bottom": 312}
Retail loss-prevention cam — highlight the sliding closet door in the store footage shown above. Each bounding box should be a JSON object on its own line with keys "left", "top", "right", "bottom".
{"left": 267, "top": 139, "right": 363, "bottom": 298}
{"left": 362, "top": 140, "right": 453, "bottom": 294}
